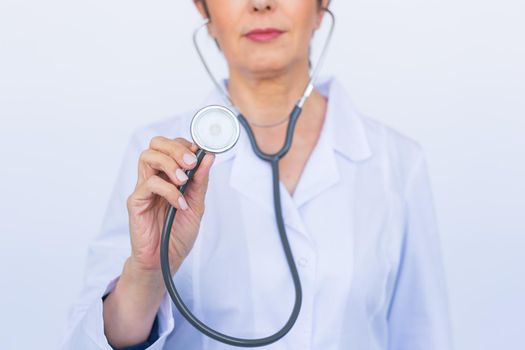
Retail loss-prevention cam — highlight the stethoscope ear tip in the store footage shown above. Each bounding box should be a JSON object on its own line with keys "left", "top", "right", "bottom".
{"left": 190, "top": 105, "right": 240, "bottom": 154}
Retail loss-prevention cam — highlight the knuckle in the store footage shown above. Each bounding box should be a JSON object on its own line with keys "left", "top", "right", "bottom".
{"left": 139, "top": 149, "right": 150, "bottom": 162}
{"left": 149, "top": 135, "right": 164, "bottom": 149}
{"left": 174, "top": 137, "right": 188, "bottom": 145}
{"left": 148, "top": 154, "right": 162, "bottom": 169}
{"left": 126, "top": 193, "right": 134, "bottom": 208}
{"left": 173, "top": 138, "right": 191, "bottom": 154}
{"left": 147, "top": 174, "right": 160, "bottom": 187}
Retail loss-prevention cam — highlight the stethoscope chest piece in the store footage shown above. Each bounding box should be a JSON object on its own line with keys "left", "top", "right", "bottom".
{"left": 190, "top": 105, "right": 240, "bottom": 153}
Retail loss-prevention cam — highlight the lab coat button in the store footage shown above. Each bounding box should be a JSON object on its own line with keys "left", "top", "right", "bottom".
{"left": 298, "top": 257, "right": 308, "bottom": 267}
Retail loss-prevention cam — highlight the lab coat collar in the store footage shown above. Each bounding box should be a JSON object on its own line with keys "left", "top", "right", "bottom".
{"left": 196, "top": 76, "right": 373, "bottom": 236}
{"left": 316, "top": 76, "right": 373, "bottom": 162}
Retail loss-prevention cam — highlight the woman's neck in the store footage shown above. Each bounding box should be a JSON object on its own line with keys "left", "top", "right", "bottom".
{"left": 226, "top": 60, "right": 315, "bottom": 127}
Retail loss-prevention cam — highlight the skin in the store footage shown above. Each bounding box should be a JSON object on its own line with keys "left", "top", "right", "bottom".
{"left": 103, "top": 0, "right": 330, "bottom": 347}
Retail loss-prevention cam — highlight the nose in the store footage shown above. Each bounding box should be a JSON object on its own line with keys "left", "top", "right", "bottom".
{"left": 251, "top": 0, "right": 276, "bottom": 12}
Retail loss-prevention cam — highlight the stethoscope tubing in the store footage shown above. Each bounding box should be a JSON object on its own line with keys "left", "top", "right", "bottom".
{"left": 160, "top": 106, "right": 304, "bottom": 346}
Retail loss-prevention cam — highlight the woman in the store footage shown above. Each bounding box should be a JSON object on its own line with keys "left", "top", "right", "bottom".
{"left": 62, "top": 0, "right": 454, "bottom": 349}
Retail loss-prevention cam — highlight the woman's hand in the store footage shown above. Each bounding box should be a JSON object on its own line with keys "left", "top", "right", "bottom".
{"left": 103, "top": 136, "right": 215, "bottom": 348}
{"left": 127, "top": 136, "right": 215, "bottom": 274}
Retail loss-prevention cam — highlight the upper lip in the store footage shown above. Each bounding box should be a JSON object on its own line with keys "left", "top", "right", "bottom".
{"left": 244, "top": 27, "right": 284, "bottom": 36}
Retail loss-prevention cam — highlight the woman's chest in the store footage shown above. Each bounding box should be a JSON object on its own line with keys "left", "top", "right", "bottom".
{"left": 174, "top": 164, "right": 406, "bottom": 344}
{"left": 253, "top": 121, "right": 324, "bottom": 197}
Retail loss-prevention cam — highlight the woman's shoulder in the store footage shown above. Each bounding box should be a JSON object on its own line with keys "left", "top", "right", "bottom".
{"left": 362, "top": 113, "right": 424, "bottom": 160}
{"left": 358, "top": 112, "right": 429, "bottom": 194}
{"left": 327, "top": 77, "right": 425, "bottom": 174}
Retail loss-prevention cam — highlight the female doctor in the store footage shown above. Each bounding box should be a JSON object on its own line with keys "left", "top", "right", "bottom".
{"left": 62, "top": 0, "right": 454, "bottom": 349}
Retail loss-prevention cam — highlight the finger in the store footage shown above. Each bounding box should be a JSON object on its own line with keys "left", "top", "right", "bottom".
{"left": 138, "top": 149, "right": 189, "bottom": 186}
{"left": 149, "top": 136, "right": 199, "bottom": 171}
{"left": 188, "top": 141, "right": 199, "bottom": 153}
{"left": 173, "top": 137, "right": 199, "bottom": 153}
{"left": 132, "top": 175, "right": 189, "bottom": 211}
{"left": 191, "top": 152, "right": 216, "bottom": 187}
{"left": 184, "top": 152, "right": 216, "bottom": 204}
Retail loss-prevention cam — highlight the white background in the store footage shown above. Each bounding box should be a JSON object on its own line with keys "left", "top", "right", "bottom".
{"left": 0, "top": 0, "right": 523, "bottom": 349}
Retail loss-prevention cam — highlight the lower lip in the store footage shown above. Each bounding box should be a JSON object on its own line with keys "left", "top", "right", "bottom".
{"left": 245, "top": 31, "right": 283, "bottom": 42}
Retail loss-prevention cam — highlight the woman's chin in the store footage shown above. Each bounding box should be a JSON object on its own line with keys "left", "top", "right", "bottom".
{"left": 237, "top": 59, "right": 295, "bottom": 79}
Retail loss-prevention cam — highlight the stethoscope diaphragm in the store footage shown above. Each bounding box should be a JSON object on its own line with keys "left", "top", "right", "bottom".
{"left": 190, "top": 105, "right": 240, "bottom": 154}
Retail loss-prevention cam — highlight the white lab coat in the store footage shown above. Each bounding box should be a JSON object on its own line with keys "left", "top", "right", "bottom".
{"left": 61, "top": 76, "right": 454, "bottom": 350}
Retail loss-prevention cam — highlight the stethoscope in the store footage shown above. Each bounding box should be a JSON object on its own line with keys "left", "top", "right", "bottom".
{"left": 160, "top": 7, "right": 336, "bottom": 348}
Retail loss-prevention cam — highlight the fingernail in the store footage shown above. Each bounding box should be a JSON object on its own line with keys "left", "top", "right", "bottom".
{"left": 175, "top": 168, "right": 188, "bottom": 182}
{"left": 183, "top": 153, "right": 197, "bottom": 165}
{"left": 178, "top": 196, "right": 188, "bottom": 210}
